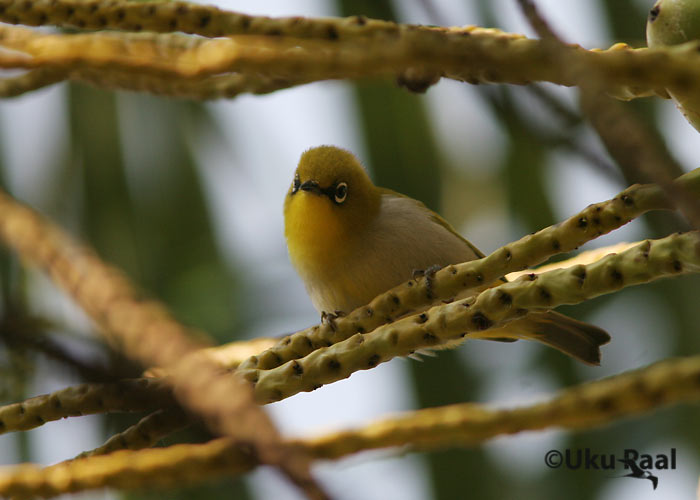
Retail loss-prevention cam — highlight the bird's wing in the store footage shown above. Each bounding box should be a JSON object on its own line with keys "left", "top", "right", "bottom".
{"left": 378, "top": 188, "right": 486, "bottom": 258}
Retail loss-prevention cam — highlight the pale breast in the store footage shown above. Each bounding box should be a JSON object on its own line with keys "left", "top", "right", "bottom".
{"left": 307, "top": 193, "right": 482, "bottom": 314}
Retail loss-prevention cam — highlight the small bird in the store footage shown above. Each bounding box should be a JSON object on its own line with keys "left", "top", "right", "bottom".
{"left": 284, "top": 146, "right": 610, "bottom": 365}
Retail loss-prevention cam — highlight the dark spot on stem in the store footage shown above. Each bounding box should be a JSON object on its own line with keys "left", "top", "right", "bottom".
{"left": 471, "top": 312, "right": 492, "bottom": 330}
{"left": 577, "top": 217, "right": 588, "bottom": 229}
{"left": 367, "top": 354, "right": 380, "bottom": 367}
{"left": 539, "top": 287, "right": 552, "bottom": 302}
{"left": 291, "top": 361, "right": 303, "bottom": 376}
{"left": 552, "top": 239, "right": 561, "bottom": 251}
{"left": 388, "top": 331, "right": 399, "bottom": 345}
{"left": 646, "top": 388, "right": 665, "bottom": 405}
{"left": 327, "top": 358, "right": 341, "bottom": 371}
{"left": 327, "top": 25, "right": 338, "bottom": 39}
{"left": 423, "top": 332, "right": 438, "bottom": 344}
{"left": 417, "top": 313, "right": 428, "bottom": 324}
{"left": 199, "top": 14, "right": 210, "bottom": 27}
{"left": 353, "top": 15, "right": 367, "bottom": 25}
{"left": 597, "top": 396, "right": 616, "bottom": 412}
{"left": 621, "top": 194, "right": 634, "bottom": 206}
{"left": 499, "top": 291, "right": 512, "bottom": 305}
{"left": 610, "top": 268, "right": 623, "bottom": 283}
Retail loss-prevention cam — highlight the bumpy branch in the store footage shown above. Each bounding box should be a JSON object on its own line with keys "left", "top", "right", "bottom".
{"left": 238, "top": 167, "right": 700, "bottom": 376}
{"left": 0, "top": 379, "right": 173, "bottom": 434}
{"left": 3, "top": 353, "right": 700, "bottom": 498}
{"left": 0, "top": 11, "right": 697, "bottom": 99}
{"left": 252, "top": 231, "right": 700, "bottom": 403}
{"left": 74, "top": 409, "right": 190, "bottom": 458}
{"left": 304, "top": 354, "right": 700, "bottom": 457}
{"left": 0, "top": 437, "right": 254, "bottom": 499}
{"left": 0, "top": 189, "right": 325, "bottom": 497}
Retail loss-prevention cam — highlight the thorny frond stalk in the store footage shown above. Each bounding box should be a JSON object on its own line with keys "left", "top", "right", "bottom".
{"left": 0, "top": 379, "right": 174, "bottom": 434}
{"left": 252, "top": 231, "right": 700, "bottom": 403}
{"left": 0, "top": 8, "right": 698, "bottom": 100}
{"left": 74, "top": 408, "right": 190, "bottom": 458}
{"left": 3, "top": 353, "right": 700, "bottom": 498}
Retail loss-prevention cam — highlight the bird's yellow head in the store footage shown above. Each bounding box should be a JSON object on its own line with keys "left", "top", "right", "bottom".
{"left": 284, "top": 146, "right": 381, "bottom": 272}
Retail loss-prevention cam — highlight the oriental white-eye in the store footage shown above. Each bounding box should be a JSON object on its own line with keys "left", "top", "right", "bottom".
{"left": 284, "top": 146, "right": 610, "bottom": 365}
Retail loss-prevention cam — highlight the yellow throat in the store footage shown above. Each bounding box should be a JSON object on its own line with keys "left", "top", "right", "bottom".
{"left": 283, "top": 146, "right": 380, "bottom": 281}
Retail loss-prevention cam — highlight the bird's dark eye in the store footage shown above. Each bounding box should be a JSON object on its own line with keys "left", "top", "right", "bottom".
{"left": 334, "top": 182, "right": 348, "bottom": 204}
{"left": 292, "top": 175, "right": 300, "bottom": 194}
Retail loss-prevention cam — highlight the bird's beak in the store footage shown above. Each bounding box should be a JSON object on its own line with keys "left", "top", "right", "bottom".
{"left": 300, "top": 180, "right": 323, "bottom": 195}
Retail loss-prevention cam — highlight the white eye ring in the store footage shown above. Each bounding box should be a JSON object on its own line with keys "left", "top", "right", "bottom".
{"left": 334, "top": 182, "right": 348, "bottom": 203}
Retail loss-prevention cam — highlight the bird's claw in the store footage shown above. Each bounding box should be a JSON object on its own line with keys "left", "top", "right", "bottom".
{"left": 412, "top": 264, "right": 443, "bottom": 299}
{"left": 321, "top": 310, "right": 345, "bottom": 332}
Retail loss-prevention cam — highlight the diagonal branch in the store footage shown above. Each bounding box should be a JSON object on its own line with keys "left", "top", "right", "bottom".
{"left": 0, "top": 188, "right": 327, "bottom": 498}
{"left": 0, "top": 379, "right": 174, "bottom": 434}
{"left": 74, "top": 408, "right": 190, "bottom": 458}
{"left": 252, "top": 231, "right": 700, "bottom": 403}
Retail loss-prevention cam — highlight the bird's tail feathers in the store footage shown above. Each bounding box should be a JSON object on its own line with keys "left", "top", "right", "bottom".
{"left": 471, "top": 311, "right": 610, "bottom": 365}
